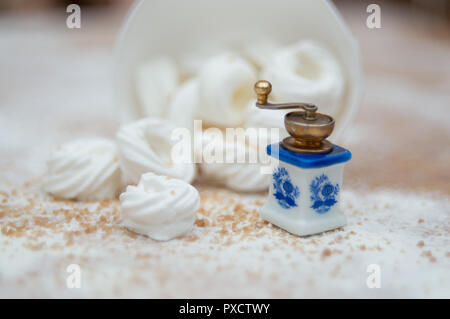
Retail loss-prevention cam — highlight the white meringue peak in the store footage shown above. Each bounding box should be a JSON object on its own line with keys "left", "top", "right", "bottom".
{"left": 197, "top": 52, "right": 257, "bottom": 127}
{"left": 178, "top": 43, "right": 227, "bottom": 78}
{"left": 43, "top": 138, "right": 122, "bottom": 200}
{"left": 262, "top": 40, "right": 345, "bottom": 115}
{"left": 116, "top": 117, "right": 196, "bottom": 185}
{"left": 120, "top": 172, "right": 200, "bottom": 241}
{"left": 167, "top": 78, "right": 200, "bottom": 133}
{"left": 241, "top": 39, "right": 280, "bottom": 70}
{"left": 135, "top": 57, "right": 178, "bottom": 118}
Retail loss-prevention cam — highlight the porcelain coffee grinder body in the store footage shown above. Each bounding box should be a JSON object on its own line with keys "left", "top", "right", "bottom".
{"left": 254, "top": 80, "right": 351, "bottom": 236}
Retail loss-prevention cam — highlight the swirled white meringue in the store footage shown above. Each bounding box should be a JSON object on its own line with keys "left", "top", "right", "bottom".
{"left": 43, "top": 138, "right": 122, "bottom": 200}
{"left": 120, "top": 172, "right": 200, "bottom": 241}
{"left": 116, "top": 117, "right": 196, "bottom": 185}
{"left": 167, "top": 78, "right": 200, "bottom": 133}
{"left": 197, "top": 53, "right": 257, "bottom": 127}
{"left": 241, "top": 39, "right": 280, "bottom": 70}
{"left": 178, "top": 43, "right": 226, "bottom": 78}
{"left": 199, "top": 134, "right": 270, "bottom": 192}
{"left": 262, "top": 40, "right": 344, "bottom": 115}
{"left": 135, "top": 57, "right": 178, "bottom": 118}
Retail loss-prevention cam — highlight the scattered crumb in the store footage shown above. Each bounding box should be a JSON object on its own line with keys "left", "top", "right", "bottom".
{"left": 321, "top": 248, "right": 332, "bottom": 259}
{"left": 421, "top": 250, "right": 437, "bottom": 263}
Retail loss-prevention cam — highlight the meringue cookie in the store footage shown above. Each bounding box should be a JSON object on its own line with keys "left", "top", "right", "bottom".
{"left": 241, "top": 39, "right": 280, "bottom": 70}
{"left": 197, "top": 53, "right": 257, "bottom": 127}
{"left": 262, "top": 40, "right": 344, "bottom": 115}
{"left": 135, "top": 57, "right": 178, "bottom": 118}
{"left": 120, "top": 172, "right": 200, "bottom": 241}
{"left": 199, "top": 134, "right": 270, "bottom": 192}
{"left": 43, "top": 138, "right": 122, "bottom": 200}
{"left": 116, "top": 117, "right": 196, "bottom": 185}
{"left": 166, "top": 78, "right": 200, "bottom": 133}
{"left": 178, "top": 43, "right": 226, "bottom": 77}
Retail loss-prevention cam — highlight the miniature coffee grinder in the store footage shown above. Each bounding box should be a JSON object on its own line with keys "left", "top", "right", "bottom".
{"left": 254, "top": 80, "right": 351, "bottom": 236}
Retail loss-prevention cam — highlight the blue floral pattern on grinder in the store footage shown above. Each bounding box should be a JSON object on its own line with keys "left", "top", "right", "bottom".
{"left": 272, "top": 167, "right": 300, "bottom": 209}
{"left": 310, "top": 174, "right": 339, "bottom": 213}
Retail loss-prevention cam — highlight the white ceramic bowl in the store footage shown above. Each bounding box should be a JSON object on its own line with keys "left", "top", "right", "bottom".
{"left": 114, "top": 0, "right": 362, "bottom": 142}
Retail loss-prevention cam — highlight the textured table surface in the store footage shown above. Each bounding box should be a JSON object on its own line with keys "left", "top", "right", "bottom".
{"left": 0, "top": 3, "right": 449, "bottom": 298}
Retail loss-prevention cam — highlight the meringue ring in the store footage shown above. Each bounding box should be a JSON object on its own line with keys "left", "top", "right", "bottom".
{"left": 197, "top": 52, "right": 257, "bottom": 127}
{"left": 43, "top": 138, "right": 123, "bottom": 200}
{"left": 199, "top": 134, "right": 270, "bottom": 192}
{"left": 262, "top": 40, "right": 344, "bottom": 115}
{"left": 166, "top": 78, "right": 200, "bottom": 133}
{"left": 134, "top": 57, "right": 179, "bottom": 120}
{"left": 116, "top": 117, "right": 196, "bottom": 185}
{"left": 120, "top": 172, "right": 200, "bottom": 241}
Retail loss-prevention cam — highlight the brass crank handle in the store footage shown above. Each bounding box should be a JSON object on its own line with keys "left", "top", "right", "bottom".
{"left": 254, "top": 80, "right": 318, "bottom": 120}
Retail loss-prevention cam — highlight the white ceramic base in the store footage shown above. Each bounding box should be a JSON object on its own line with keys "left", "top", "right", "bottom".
{"left": 260, "top": 204, "right": 347, "bottom": 236}
{"left": 260, "top": 160, "right": 347, "bottom": 236}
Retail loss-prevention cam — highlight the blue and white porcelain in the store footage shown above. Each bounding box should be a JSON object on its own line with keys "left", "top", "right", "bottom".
{"left": 260, "top": 143, "right": 351, "bottom": 236}
{"left": 272, "top": 167, "right": 300, "bottom": 209}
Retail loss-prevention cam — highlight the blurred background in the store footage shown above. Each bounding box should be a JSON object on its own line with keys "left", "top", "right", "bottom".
{"left": 0, "top": 0, "right": 449, "bottom": 193}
